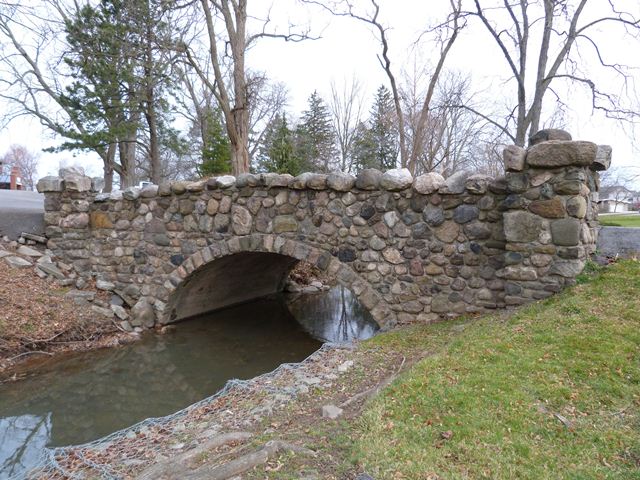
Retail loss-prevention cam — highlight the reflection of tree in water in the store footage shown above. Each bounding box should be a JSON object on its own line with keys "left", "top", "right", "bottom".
{"left": 0, "top": 413, "right": 51, "bottom": 478}
{"left": 287, "top": 286, "right": 379, "bottom": 343}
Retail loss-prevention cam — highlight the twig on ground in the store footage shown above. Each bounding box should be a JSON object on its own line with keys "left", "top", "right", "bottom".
{"left": 7, "top": 350, "right": 53, "bottom": 362}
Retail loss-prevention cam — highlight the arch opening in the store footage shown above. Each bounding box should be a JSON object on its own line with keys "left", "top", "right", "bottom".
{"left": 168, "top": 251, "right": 298, "bottom": 323}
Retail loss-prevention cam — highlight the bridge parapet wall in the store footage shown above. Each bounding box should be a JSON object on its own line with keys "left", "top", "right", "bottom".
{"left": 37, "top": 133, "right": 610, "bottom": 329}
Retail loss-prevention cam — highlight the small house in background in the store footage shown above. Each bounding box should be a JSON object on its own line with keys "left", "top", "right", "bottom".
{"left": 598, "top": 185, "right": 639, "bottom": 213}
{"left": 0, "top": 163, "right": 23, "bottom": 190}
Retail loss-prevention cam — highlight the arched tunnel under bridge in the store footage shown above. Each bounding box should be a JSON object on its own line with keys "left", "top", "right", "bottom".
{"left": 164, "top": 247, "right": 388, "bottom": 341}
{"left": 167, "top": 251, "right": 298, "bottom": 322}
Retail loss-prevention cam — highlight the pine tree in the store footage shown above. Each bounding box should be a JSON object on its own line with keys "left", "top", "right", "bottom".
{"left": 296, "top": 91, "right": 336, "bottom": 173}
{"left": 353, "top": 85, "right": 399, "bottom": 172}
{"left": 257, "top": 114, "right": 301, "bottom": 175}
{"left": 59, "top": 0, "right": 178, "bottom": 188}
{"left": 197, "top": 108, "right": 232, "bottom": 176}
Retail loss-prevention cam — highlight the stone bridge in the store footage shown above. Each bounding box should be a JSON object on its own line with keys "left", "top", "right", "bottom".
{"left": 37, "top": 132, "right": 611, "bottom": 330}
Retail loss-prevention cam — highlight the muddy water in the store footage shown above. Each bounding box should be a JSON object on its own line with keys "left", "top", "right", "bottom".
{"left": 0, "top": 286, "right": 378, "bottom": 478}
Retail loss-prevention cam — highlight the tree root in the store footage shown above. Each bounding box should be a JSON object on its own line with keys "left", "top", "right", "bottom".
{"left": 136, "top": 431, "right": 253, "bottom": 480}
{"left": 181, "top": 440, "right": 316, "bottom": 480}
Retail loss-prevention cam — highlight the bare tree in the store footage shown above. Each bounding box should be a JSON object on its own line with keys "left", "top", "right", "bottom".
{"left": 182, "top": 0, "right": 312, "bottom": 176}
{"left": 329, "top": 76, "right": 365, "bottom": 173}
{"left": 303, "top": 0, "right": 465, "bottom": 174}
{"left": 1, "top": 144, "right": 39, "bottom": 190}
{"left": 467, "top": 0, "right": 640, "bottom": 146}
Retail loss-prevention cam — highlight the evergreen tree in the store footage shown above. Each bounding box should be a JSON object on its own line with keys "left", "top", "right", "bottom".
{"left": 353, "top": 85, "right": 399, "bottom": 171}
{"left": 197, "top": 108, "right": 232, "bottom": 176}
{"left": 257, "top": 114, "right": 301, "bottom": 175}
{"left": 296, "top": 91, "right": 336, "bottom": 172}
{"left": 59, "top": 0, "right": 178, "bottom": 188}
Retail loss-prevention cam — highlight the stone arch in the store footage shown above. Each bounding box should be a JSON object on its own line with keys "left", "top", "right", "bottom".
{"left": 160, "top": 233, "right": 396, "bottom": 329}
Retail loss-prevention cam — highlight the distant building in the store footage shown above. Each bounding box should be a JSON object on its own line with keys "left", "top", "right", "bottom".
{"left": 0, "top": 164, "right": 23, "bottom": 190}
{"left": 598, "top": 185, "right": 638, "bottom": 213}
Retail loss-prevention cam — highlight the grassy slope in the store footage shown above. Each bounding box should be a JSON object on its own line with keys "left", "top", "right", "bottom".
{"left": 599, "top": 214, "right": 640, "bottom": 227}
{"left": 354, "top": 261, "right": 640, "bottom": 479}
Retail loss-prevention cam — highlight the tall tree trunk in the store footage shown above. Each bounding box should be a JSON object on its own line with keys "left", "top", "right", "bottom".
{"left": 103, "top": 143, "right": 117, "bottom": 192}
{"left": 230, "top": 103, "right": 250, "bottom": 175}
{"left": 144, "top": 8, "right": 161, "bottom": 184}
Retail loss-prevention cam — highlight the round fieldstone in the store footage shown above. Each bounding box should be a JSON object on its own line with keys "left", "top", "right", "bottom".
{"left": 566, "top": 196, "right": 587, "bottom": 218}
{"left": 504, "top": 211, "right": 547, "bottom": 243}
{"left": 423, "top": 205, "right": 445, "bottom": 226}
{"left": 231, "top": 206, "right": 252, "bottom": 235}
{"left": 528, "top": 197, "right": 566, "bottom": 218}
{"left": 452, "top": 205, "right": 479, "bottom": 224}
{"left": 360, "top": 204, "right": 376, "bottom": 220}
{"left": 338, "top": 246, "right": 357, "bottom": 262}
{"left": 551, "top": 218, "right": 581, "bottom": 246}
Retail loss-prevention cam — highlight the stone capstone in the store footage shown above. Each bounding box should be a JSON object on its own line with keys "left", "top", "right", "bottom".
{"left": 528, "top": 128, "right": 572, "bottom": 146}
{"left": 413, "top": 172, "right": 445, "bottom": 194}
{"left": 527, "top": 141, "right": 597, "bottom": 168}
{"left": 380, "top": 168, "right": 413, "bottom": 191}
{"left": 122, "top": 187, "right": 140, "bottom": 201}
{"left": 440, "top": 170, "right": 470, "bottom": 194}
{"left": 465, "top": 174, "right": 492, "bottom": 194}
{"left": 327, "top": 172, "right": 355, "bottom": 192}
{"left": 592, "top": 145, "right": 612, "bottom": 171}
{"left": 37, "top": 176, "right": 64, "bottom": 193}
{"left": 355, "top": 169, "right": 382, "bottom": 190}
{"left": 503, "top": 145, "right": 527, "bottom": 172}
{"left": 216, "top": 175, "right": 236, "bottom": 189}
{"left": 63, "top": 174, "right": 92, "bottom": 192}
{"left": 306, "top": 174, "right": 328, "bottom": 190}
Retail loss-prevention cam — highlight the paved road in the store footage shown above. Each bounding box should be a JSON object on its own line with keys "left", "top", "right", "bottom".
{"left": 598, "top": 226, "right": 640, "bottom": 256}
{"left": 0, "top": 190, "right": 45, "bottom": 240}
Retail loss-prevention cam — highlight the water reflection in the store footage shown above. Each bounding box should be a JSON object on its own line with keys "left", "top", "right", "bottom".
{"left": 0, "top": 414, "right": 50, "bottom": 479}
{"left": 286, "top": 285, "right": 380, "bottom": 342}
{"left": 0, "top": 287, "right": 378, "bottom": 477}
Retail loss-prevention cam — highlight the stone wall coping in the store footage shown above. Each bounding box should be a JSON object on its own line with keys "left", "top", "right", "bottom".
{"left": 38, "top": 169, "right": 505, "bottom": 198}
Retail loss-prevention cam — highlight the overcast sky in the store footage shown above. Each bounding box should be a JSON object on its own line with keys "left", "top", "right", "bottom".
{"left": 0, "top": 0, "right": 638, "bottom": 184}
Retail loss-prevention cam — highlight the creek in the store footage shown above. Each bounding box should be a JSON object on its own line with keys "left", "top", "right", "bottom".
{"left": 0, "top": 285, "right": 378, "bottom": 478}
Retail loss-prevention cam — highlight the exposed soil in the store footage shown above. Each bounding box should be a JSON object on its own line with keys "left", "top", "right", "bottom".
{"left": 0, "top": 249, "right": 134, "bottom": 379}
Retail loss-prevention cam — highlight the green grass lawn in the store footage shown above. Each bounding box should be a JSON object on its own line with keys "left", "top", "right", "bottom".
{"left": 353, "top": 261, "right": 640, "bottom": 479}
{"left": 599, "top": 213, "right": 640, "bottom": 227}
